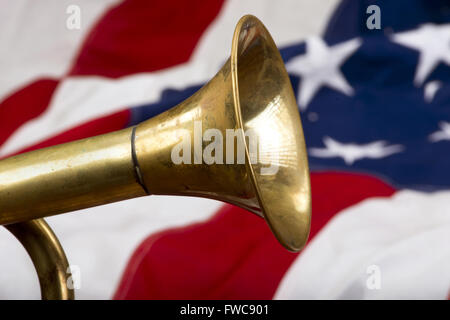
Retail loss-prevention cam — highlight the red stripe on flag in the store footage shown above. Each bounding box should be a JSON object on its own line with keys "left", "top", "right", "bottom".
{"left": 6, "top": 109, "right": 130, "bottom": 157}
{"left": 1, "top": 0, "right": 223, "bottom": 153}
{"left": 0, "top": 79, "right": 59, "bottom": 148}
{"left": 113, "top": 172, "right": 396, "bottom": 300}
{"left": 68, "top": 0, "right": 225, "bottom": 78}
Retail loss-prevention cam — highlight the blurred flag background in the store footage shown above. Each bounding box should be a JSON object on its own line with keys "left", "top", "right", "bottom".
{"left": 0, "top": 0, "right": 450, "bottom": 299}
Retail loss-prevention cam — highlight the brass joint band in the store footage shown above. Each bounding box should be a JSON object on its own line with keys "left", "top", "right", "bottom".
{"left": 131, "top": 126, "right": 149, "bottom": 195}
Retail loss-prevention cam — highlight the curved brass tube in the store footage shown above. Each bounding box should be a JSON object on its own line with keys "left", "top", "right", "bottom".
{"left": 5, "top": 218, "right": 74, "bottom": 300}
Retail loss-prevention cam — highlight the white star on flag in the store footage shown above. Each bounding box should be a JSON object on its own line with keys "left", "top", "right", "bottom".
{"left": 309, "top": 136, "right": 404, "bottom": 165}
{"left": 286, "top": 37, "right": 361, "bottom": 110}
{"left": 429, "top": 121, "right": 450, "bottom": 142}
{"left": 424, "top": 80, "right": 442, "bottom": 103}
{"left": 393, "top": 23, "right": 450, "bottom": 86}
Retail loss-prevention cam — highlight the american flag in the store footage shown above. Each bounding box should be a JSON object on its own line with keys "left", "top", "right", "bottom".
{"left": 1, "top": 0, "right": 449, "bottom": 299}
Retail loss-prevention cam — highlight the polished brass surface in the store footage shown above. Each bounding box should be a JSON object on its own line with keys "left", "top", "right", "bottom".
{"left": 0, "top": 128, "right": 147, "bottom": 225}
{"left": 135, "top": 15, "right": 311, "bottom": 251}
{"left": 0, "top": 15, "right": 311, "bottom": 299}
{"left": 5, "top": 218, "right": 74, "bottom": 300}
{"left": 232, "top": 16, "right": 311, "bottom": 250}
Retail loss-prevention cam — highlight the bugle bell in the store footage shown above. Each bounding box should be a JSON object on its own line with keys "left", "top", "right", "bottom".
{"left": 0, "top": 15, "right": 311, "bottom": 299}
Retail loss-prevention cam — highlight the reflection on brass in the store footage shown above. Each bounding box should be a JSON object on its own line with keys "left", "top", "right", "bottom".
{"left": 0, "top": 15, "right": 311, "bottom": 299}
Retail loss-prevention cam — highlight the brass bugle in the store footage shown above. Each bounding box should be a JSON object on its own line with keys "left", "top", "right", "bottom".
{"left": 0, "top": 15, "right": 311, "bottom": 299}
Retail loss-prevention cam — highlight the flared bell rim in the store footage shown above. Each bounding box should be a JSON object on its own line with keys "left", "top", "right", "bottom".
{"left": 230, "top": 15, "right": 311, "bottom": 252}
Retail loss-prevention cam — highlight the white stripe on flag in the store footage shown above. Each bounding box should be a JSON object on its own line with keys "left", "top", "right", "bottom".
{"left": 0, "top": 196, "right": 222, "bottom": 299}
{"left": 0, "top": 0, "right": 120, "bottom": 102}
{"left": 275, "top": 190, "right": 450, "bottom": 299}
